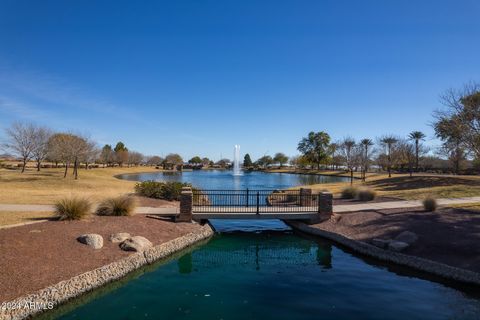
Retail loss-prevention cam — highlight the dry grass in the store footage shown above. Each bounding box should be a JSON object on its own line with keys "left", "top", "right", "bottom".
{"left": 295, "top": 173, "right": 480, "bottom": 200}
{"left": 0, "top": 211, "right": 55, "bottom": 227}
{"left": 0, "top": 166, "right": 159, "bottom": 204}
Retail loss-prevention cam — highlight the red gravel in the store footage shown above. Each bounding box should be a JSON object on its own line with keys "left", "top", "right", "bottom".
{"left": 0, "top": 215, "right": 201, "bottom": 302}
{"left": 312, "top": 207, "right": 480, "bottom": 273}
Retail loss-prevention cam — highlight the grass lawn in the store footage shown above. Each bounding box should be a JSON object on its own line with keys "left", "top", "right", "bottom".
{"left": 0, "top": 211, "right": 55, "bottom": 227}
{"left": 295, "top": 173, "right": 480, "bottom": 200}
{"left": 0, "top": 166, "right": 159, "bottom": 204}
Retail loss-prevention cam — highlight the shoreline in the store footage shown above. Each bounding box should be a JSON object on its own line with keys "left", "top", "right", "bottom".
{"left": 0, "top": 223, "right": 214, "bottom": 320}
{"left": 286, "top": 220, "right": 480, "bottom": 286}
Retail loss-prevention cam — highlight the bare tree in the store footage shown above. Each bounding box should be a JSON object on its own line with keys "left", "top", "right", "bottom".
{"left": 32, "top": 126, "right": 53, "bottom": 171}
{"left": 128, "top": 151, "right": 144, "bottom": 167}
{"left": 340, "top": 138, "right": 356, "bottom": 185}
{"left": 395, "top": 140, "right": 416, "bottom": 177}
{"left": 3, "top": 122, "right": 36, "bottom": 173}
{"left": 47, "top": 133, "right": 89, "bottom": 179}
{"left": 146, "top": 155, "right": 163, "bottom": 166}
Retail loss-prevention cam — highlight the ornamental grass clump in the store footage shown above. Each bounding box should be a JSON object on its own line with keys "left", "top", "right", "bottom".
{"left": 96, "top": 195, "right": 136, "bottom": 216}
{"left": 357, "top": 188, "right": 376, "bottom": 202}
{"left": 423, "top": 196, "right": 437, "bottom": 212}
{"left": 54, "top": 197, "right": 92, "bottom": 220}
{"left": 341, "top": 186, "right": 358, "bottom": 199}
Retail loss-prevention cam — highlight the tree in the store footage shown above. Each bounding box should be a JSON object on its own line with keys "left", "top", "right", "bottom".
{"left": 273, "top": 152, "right": 289, "bottom": 167}
{"left": 297, "top": 131, "right": 331, "bottom": 170}
{"left": 31, "top": 126, "right": 52, "bottom": 171}
{"left": 201, "top": 157, "right": 211, "bottom": 166}
{"left": 3, "top": 122, "right": 36, "bottom": 173}
{"left": 188, "top": 156, "right": 202, "bottom": 165}
{"left": 434, "top": 82, "right": 480, "bottom": 159}
{"left": 47, "top": 133, "right": 89, "bottom": 179}
{"left": 164, "top": 153, "right": 183, "bottom": 170}
{"left": 216, "top": 158, "right": 231, "bottom": 168}
{"left": 359, "top": 138, "right": 374, "bottom": 181}
{"left": 340, "top": 138, "right": 356, "bottom": 184}
{"left": 395, "top": 140, "right": 416, "bottom": 177}
{"left": 408, "top": 131, "right": 426, "bottom": 172}
{"left": 328, "top": 142, "right": 339, "bottom": 170}
{"left": 146, "top": 155, "right": 163, "bottom": 166}
{"left": 434, "top": 116, "right": 465, "bottom": 174}
{"left": 128, "top": 151, "right": 144, "bottom": 166}
{"left": 114, "top": 142, "right": 128, "bottom": 167}
{"left": 99, "top": 145, "right": 115, "bottom": 167}
{"left": 256, "top": 155, "right": 273, "bottom": 168}
{"left": 243, "top": 154, "right": 253, "bottom": 168}
{"left": 380, "top": 135, "right": 398, "bottom": 178}
{"left": 82, "top": 138, "right": 98, "bottom": 170}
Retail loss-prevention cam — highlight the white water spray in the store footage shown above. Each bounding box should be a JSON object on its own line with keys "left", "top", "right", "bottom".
{"left": 233, "top": 145, "right": 242, "bottom": 176}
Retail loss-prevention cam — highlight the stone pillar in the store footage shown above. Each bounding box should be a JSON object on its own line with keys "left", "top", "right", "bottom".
{"left": 319, "top": 192, "right": 333, "bottom": 216}
{"left": 299, "top": 188, "right": 312, "bottom": 207}
{"left": 176, "top": 187, "right": 193, "bottom": 222}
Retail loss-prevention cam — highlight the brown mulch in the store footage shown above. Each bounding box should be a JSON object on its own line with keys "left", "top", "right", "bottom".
{"left": 0, "top": 215, "right": 200, "bottom": 302}
{"left": 313, "top": 207, "right": 480, "bottom": 273}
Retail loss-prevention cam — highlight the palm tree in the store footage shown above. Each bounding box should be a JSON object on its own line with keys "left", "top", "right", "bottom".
{"left": 380, "top": 136, "right": 398, "bottom": 178}
{"left": 360, "top": 138, "right": 374, "bottom": 181}
{"left": 408, "top": 131, "right": 426, "bottom": 172}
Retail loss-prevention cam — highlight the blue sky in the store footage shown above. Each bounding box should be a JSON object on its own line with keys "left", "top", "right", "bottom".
{"left": 0, "top": 0, "right": 479, "bottom": 161}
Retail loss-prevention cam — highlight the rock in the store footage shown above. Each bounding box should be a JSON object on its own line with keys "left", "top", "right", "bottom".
{"left": 77, "top": 234, "right": 103, "bottom": 249}
{"left": 110, "top": 232, "right": 131, "bottom": 243}
{"left": 394, "top": 231, "right": 418, "bottom": 245}
{"left": 120, "top": 236, "right": 153, "bottom": 253}
{"left": 388, "top": 240, "right": 409, "bottom": 252}
{"left": 371, "top": 238, "right": 390, "bottom": 249}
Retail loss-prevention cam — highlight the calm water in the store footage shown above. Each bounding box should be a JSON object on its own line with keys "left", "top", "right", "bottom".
{"left": 51, "top": 221, "right": 480, "bottom": 320}
{"left": 116, "top": 170, "right": 348, "bottom": 190}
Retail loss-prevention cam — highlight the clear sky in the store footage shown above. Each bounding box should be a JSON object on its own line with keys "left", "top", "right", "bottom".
{"left": 0, "top": 0, "right": 479, "bottom": 161}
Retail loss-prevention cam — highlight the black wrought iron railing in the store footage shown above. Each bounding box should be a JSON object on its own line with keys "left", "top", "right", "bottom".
{"left": 192, "top": 189, "right": 319, "bottom": 214}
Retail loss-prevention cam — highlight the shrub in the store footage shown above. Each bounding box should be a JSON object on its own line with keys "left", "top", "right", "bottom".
{"left": 55, "top": 197, "right": 92, "bottom": 220}
{"left": 423, "top": 197, "right": 437, "bottom": 212}
{"left": 341, "top": 186, "right": 358, "bottom": 199}
{"left": 134, "top": 180, "right": 194, "bottom": 201}
{"left": 96, "top": 196, "right": 136, "bottom": 216}
{"left": 357, "top": 188, "right": 376, "bottom": 201}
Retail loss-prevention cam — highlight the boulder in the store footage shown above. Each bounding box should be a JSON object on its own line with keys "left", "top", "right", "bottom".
{"left": 388, "top": 240, "right": 409, "bottom": 252}
{"left": 110, "top": 232, "right": 131, "bottom": 243}
{"left": 371, "top": 238, "right": 390, "bottom": 249}
{"left": 77, "top": 234, "right": 103, "bottom": 249}
{"left": 394, "top": 231, "right": 418, "bottom": 245}
{"left": 120, "top": 236, "right": 153, "bottom": 253}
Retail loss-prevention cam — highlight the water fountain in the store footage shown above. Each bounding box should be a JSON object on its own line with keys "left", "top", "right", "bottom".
{"left": 233, "top": 145, "right": 242, "bottom": 176}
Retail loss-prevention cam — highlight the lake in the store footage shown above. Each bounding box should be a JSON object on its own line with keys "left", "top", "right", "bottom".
{"left": 117, "top": 169, "right": 349, "bottom": 190}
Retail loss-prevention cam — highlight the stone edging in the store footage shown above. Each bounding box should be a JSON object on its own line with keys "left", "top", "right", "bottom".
{"left": 286, "top": 221, "right": 480, "bottom": 286}
{"left": 0, "top": 223, "right": 214, "bottom": 320}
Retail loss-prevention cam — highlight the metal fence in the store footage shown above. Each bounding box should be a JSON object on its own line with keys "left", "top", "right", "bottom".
{"left": 192, "top": 189, "right": 319, "bottom": 214}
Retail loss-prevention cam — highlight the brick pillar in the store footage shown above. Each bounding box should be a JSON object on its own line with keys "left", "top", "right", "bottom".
{"left": 176, "top": 187, "right": 192, "bottom": 222}
{"left": 299, "top": 188, "right": 312, "bottom": 206}
{"left": 319, "top": 192, "right": 333, "bottom": 216}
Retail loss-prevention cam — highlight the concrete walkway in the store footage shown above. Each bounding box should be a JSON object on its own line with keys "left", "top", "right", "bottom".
{"left": 334, "top": 196, "right": 480, "bottom": 213}
{"left": 1, "top": 196, "right": 480, "bottom": 215}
